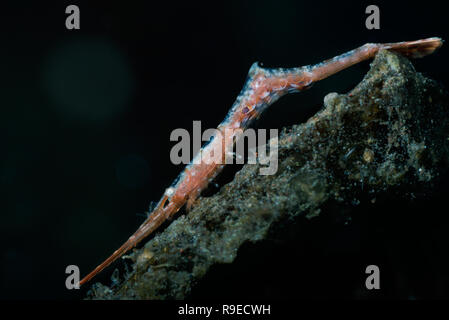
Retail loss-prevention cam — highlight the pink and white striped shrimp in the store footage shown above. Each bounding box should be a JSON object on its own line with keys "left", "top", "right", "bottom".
{"left": 79, "top": 37, "right": 442, "bottom": 286}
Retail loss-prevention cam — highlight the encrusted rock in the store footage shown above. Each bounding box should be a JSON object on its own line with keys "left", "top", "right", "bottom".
{"left": 87, "top": 50, "right": 449, "bottom": 299}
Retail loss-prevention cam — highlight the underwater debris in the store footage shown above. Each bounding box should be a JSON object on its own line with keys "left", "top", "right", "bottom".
{"left": 87, "top": 50, "right": 449, "bottom": 299}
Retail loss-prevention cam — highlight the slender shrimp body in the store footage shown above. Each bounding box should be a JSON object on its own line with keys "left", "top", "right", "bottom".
{"left": 79, "top": 37, "right": 442, "bottom": 286}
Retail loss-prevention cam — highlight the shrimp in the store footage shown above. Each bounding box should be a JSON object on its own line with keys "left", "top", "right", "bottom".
{"left": 79, "top": 37, "right": 442, "bottom": 286}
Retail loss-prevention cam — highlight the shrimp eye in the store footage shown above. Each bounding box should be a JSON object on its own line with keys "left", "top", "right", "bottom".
{"left": 242, "top": 106, "right": 252, "bottom": 114}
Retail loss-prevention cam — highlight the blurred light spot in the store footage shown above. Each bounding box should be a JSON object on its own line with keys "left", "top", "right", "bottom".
{"left": 115, "top": 154, "right": 150, "bottom": 189}
{"left": 42, "top": 38, "right": 134, "bottom": 123}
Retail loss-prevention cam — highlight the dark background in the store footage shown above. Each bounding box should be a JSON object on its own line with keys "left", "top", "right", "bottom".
{"left": 1, "top": 0, "right": 449, "bottom": 300}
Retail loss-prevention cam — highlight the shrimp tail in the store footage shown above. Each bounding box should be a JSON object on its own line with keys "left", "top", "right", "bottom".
{"left": 384, "top": 37, "right": 443, "bottom": 58}
{"left": 309, "top": 37, "right": 443, "bottom": 82}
